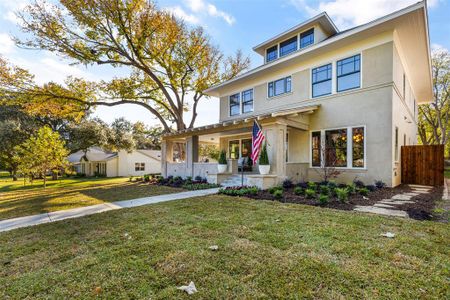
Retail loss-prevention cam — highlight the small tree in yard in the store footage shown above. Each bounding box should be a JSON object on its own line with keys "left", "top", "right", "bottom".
{"left": 314, "top": 143, "right": 342, "bottom": 182}
{"left": 15, "top": 127, "right": 69, "bottom": 188}
{"left": 259, "top": 143, "right": 269, "bottom": 165}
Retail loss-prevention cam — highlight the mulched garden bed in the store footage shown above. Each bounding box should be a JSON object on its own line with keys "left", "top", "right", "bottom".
{"left": 241, "top": 184, "right": 443, "bottom": 221}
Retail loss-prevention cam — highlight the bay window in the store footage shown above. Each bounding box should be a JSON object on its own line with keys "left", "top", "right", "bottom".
{"left": 311, "top": 126, "right": 365, "bottom": 168}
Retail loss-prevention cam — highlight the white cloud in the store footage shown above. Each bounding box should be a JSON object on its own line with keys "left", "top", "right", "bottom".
{"left": 0, "top": 33, "right": 15, "bottom": 55}
{"left": 165, "top": 6, "right": 200, "bottom": 24}
{"left": 0, "top": 0, "right": 28, "bottom": 24}
{"left": 290, "top": 0, "right": 441, "bottom": 29}
{"left": 184, "top": 0, "right": 235, "bottom": 25}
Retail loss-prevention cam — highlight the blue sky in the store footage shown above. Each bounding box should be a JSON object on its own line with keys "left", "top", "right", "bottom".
{"left": 0, "top": 0, "right": 449, "bottom": 127}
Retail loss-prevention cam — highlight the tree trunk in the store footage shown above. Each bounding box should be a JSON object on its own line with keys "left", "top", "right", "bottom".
{"left": 43, "top": 173, "right": 47, "bottom": 188}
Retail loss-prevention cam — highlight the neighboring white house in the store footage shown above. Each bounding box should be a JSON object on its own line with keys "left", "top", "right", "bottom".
{"left": 68, "top": 147, "right": 161, "bottom": 177}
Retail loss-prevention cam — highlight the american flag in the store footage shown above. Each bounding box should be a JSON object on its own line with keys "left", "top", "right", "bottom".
{"left": 251, "top": 121, "right": 265, "bottom": 162}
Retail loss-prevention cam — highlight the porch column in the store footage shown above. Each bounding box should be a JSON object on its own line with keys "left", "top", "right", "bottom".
{"left": 185, "top": 135, "right": 199, "bottom": 177}
{"left": 161, "top": 139, "right": 173, "bottom": 177}
{"left": 263, "top": 123, "right": 287, "bottom": 177}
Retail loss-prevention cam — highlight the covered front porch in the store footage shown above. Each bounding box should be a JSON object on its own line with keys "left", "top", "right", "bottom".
{"left": 161, "top": 106, "right": 318, "bottom": 189}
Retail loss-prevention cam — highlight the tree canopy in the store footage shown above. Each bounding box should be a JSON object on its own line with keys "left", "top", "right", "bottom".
{"left": 418, "top": 49, "right": 450, "bottom": 149}
{"left": 14, "top": 0, "right": 250, "bottom": 132}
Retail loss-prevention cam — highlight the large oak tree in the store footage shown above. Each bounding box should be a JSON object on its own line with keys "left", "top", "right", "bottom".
{"left": 15, "top": 0, "right": 249, "bottom": 132}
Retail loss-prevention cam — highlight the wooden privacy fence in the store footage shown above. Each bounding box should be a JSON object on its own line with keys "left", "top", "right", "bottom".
{"left": 401, "top": 145, "right": 444, "bottom": 186}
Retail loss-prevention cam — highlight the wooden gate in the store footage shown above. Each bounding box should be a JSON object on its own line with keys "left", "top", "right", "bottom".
{"left": 401, "top": 145, "right": 444, "bottom": 186}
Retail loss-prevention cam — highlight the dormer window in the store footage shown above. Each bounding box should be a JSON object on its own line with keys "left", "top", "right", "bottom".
{"left": 280, "top": 36, "right": 298, "bottom": 57}
{"left": 300, "top": 28, "right": 314, "bottom": 48}
{"left": 266, "top": 45, "right": 278, "bottom": 62}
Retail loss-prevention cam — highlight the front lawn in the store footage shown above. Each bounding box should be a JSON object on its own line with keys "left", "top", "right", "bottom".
{"left": 0, "top": 195, "right": 448, "bottom": 299}
{"left": 0, "top": 177, "right": 180, "bottom": 220}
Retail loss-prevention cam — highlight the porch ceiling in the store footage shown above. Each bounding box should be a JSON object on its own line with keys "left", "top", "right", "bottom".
{"left": 163, "top": 104, "right": 319, "bottom": 140}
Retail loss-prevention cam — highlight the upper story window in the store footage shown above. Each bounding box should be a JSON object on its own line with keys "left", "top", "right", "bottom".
{"left": 337, "top": 54, "right": 361, "bottom": 92}
{"left": 242, "top": 89, "right": 253, "bottom": 114}
{"left": 280, "top": 36, "right": 298, "bottom": 57}
{"left": 229, "top": 89, "right": 254, "bottom": 116}
{"left": 266, "top": 45, "right": 278, "bottom": 62}
{"left": 312, "top": 63, "right": 332, "bottom": 97}
{"left": 268, "top": 76, "right": 291, "bottom": 98}
{"left": 229, "top": 93, "right": 240, "bottom": 116}
{"left": 300, "top": 28, "right": 314, "bottom": 48}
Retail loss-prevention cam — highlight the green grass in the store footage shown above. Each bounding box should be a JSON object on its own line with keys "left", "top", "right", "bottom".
{"left": 0, "top": 177, "right": 180, "bottom": 220}
{"left": 445, "top": 168, "right": 450, "bottom": 179}
{"left": 1, "top": 196, "right": 448, "bottom": 299}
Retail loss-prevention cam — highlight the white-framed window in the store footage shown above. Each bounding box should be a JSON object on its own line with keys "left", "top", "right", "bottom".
{"left": 311, "top": 126, "right": 366, "bottom": 169}
{"left": 300, "top": 28, "right": 314, "bottom": 48}
{"left": 280, "top": 36, "right": 298, "bottom": 57}
{"left": 229, "top": 89, "right": 253, "bottom": 116}
{"left": 135, "top": 162, "right": 145, "bottom": 171}
{"left": 268, "top": 76, "right": 291, "bottom": 98}
{"left": 266, "top": 45, "right": 278, "bottom": 62}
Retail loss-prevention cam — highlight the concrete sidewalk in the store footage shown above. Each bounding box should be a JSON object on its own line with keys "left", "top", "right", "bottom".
{"left": 0, "top": 188, "right": 219, "bottom": 233}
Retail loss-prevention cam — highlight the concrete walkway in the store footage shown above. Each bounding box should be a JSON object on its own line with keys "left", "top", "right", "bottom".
{"left": 0, "top": 188, "right": 219, "bottom": 233}
{"left": 353, "top": 184, "right": 433, "bottom": 218}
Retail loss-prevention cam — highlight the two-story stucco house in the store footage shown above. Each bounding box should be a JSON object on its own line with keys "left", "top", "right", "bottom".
{"left": 161, "top": 1, "right": 432, "bottom": 188}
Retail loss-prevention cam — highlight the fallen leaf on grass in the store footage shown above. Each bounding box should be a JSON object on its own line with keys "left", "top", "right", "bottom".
{"left": 177, "top": 281, "right": 197, "bottom": 295}
{"left": 208, "top": 245, "right": 219, "bottom": 251}
{"left": 380, "top": 232, "right": 395, "bottom": 238}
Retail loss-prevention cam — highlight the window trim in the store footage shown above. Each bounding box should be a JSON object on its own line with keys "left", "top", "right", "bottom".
{"left": 267, "top": 76, "right": 292, "bottom": 98}
{"left": 336, "top": 54, "right": 361, "bottom": 92}
{"left": 309, "top": 125, "right": 367, "bottom": 170}
{"left": 311, "top": 63, "right": 332, "bottom": 98}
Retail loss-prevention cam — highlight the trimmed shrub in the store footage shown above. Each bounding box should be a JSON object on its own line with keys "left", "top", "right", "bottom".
{"left": 358, "top": 187, "right": 369, "bottom": 196}
{"left": 269, "top": 186, "right": 283, "bottom": 194}
{"left": 327, "top": 181, "right": 337, "bottom": 189}
{"left": 375, "top": 180, "right": 386, "bottom": 189}
{"left": 305, "top": 188, "right": 316, "bottom": 199}
{"left": 259, "top": 143, "right": 269, "bottom": 165}
{"left": 273, "top": 189, "right": 283, "bottom": 199}
{"left": 366, "top": 185, "right": 376, "bottom": 192}
{"left": 219, "top": 186, "right": 258, "bottom": 196}
{"left": 319, "top": 185, "right": 330, "bottom": 196}
{"left": 218, "top": 150, "right": 227, "bottom": 165}
{"left": 282, "top": 179, "right": 294, "bottom": 189}
{"left": 335, "top": 188, "right": 349, "bottom": 202}
{"left": 307, "top": 182, "right": 317, "bottom": 190}
{"left": 353, "top": 179, "right": 365, "bottom": 188}
{"left": 346, "top": 184, "right": 357, "bottom": 195}
{"left": 318, "top": 194, "right": 329, "bottom": 204}
{"left": 293, "top": 186, "right": 303, "bottom": 195}
{"left": 194, "top": 175, "right": 203, "bottom": 182}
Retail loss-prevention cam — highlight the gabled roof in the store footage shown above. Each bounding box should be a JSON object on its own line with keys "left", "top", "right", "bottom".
{"left": 68, "top": 148, "right": 117, "bottom": 163}
{"left": 205, "top": 1, "right": 432, "bottom": 103}
{"left": 252, "top": 12, "right": 339, "bottom": 56}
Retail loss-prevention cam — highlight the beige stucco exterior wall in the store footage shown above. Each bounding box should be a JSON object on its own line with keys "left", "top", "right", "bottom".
{"left": 219, "top": 31, "right": 394, "bottom": 123}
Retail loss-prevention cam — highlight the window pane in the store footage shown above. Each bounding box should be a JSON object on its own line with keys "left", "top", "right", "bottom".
{"left": 229, "top": 93, "right": 240, "bottom": 116}
{"left": 242, "top": 89, "right": 253, "bottom": 102}
{"left": 312, "top": 64, "right": 332, "bottom": 83}
{"left": 325, "top": 129, "right": 347, "bottom": 167}
{"left": 274, "top": 78, "right": 285, "bottom": 95}
{"left": 300, "top": 28, "right": 314, "bottom": 48}
{"left": 243, "top": 101, "right": 253, "bottom": 113}
{"left": 311, "top": 131, "right": 321, "bottom": 167}
{"left": 268, "top": 82, "right": 274, "bottom": 97}
{"left": 313, "top": 80, "right": 332, "bottom": 97}
{"left": 266, "top": 45, "right": 278, "bottom": 62}
{"left": 280, "top": 36, "right": 298, "bottom": 56}
{"left": 337, "top": 72, "right": 360, "bottom": 92}
{"left": 337, "top": 55, "right": 360, "bottom": 76}
{"left": 352, "top": 127, "right": 364, "bottom": 168}
{"left": 229, "top": 140, "right": 240, "bottom": 159}
{"left": 286, "top": 76, "right": 291, "bottom": 92}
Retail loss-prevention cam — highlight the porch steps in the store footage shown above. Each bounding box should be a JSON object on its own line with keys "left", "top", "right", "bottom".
{"left": 221, "top": 175, "right": 249, "bottom": 188}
